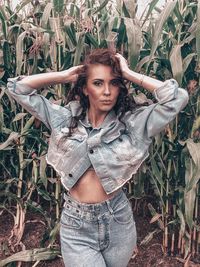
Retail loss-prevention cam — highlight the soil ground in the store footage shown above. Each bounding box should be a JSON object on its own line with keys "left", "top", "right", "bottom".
{"left": 0, "top": 203, "right": 199, "bottom": 267}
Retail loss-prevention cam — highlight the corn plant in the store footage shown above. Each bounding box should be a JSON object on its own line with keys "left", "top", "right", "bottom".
{"left": 0, "top": 0, "right": 199, "bottom": 265}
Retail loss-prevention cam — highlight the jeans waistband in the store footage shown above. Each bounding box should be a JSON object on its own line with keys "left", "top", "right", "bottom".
{"left": 63, "top": 189, "right": 126, "bottom": 220}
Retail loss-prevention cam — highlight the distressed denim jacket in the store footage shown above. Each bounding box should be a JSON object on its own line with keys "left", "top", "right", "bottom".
{"left": 7, "top": 77, "right": 189, "bottom": 194}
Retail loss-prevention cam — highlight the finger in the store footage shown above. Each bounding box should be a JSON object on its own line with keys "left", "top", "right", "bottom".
{"left": 75, "top": 65, "right": 84, "bottom": 70}
{"left": 77, "top": 64, "right": 84, "bottom": 68}
{"left": 115, "top": 53, "right": 121, "bottom": 59}
{"left": 75, "top": 65, "right": 84, "bottom": 74}
{"left": 115, "top": 53, "right": 127, "bottom": 63}
{"left": 71, "top": 74, "right": 78, "bottom": 82}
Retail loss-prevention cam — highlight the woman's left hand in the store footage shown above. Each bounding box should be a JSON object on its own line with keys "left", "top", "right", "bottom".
{"left": 115, "top": 53, "right": 130, "bottom": 79}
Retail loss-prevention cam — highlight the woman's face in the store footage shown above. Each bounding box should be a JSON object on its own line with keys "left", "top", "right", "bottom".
{"left": 83, "top": 64, "right": 120, "bottom": 115}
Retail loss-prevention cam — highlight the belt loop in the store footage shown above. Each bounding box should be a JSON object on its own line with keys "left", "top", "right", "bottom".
{"left": 106, "top": 200, "right": 114, "bottom": 215}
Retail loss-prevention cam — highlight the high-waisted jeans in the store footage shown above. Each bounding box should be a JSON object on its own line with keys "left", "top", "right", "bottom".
{"left": 60, "top": 190, "right": 137, "bottom": 267}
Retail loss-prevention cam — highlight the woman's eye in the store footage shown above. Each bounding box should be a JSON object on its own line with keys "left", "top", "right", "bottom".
{"left": 94, "top": 81, "right": 102, "bottom": 86}
{"left": 111, "top": 79, "right": 120, "bottom": 86}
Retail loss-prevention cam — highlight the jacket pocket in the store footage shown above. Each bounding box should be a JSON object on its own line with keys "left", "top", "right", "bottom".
{"left": 55, "top": 131, "right": 86, "bottom": 152}
{"left": 103, "top": 133, "right": 139, "bottom": 162}
{"left": 112, "top": 199, "right": 133, "bottom": 225}
{"left": 102, "top": 131, "right": 122, "bottom": 144}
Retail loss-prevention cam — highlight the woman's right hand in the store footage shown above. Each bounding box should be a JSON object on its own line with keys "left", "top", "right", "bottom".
{"left": 15, "top": 65, "right": 84, "bottom": 89}
{"left": 60, "top": 65, "right": 84, "bottom": 83}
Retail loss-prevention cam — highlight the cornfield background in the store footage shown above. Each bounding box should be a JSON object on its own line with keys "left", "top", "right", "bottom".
{"left": 0, "top": 0, "right": 200, "bottom": 266}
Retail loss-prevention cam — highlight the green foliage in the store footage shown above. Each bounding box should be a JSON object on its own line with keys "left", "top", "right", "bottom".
{"left": 0, "top": 0, "right": 200, "bottom": 264}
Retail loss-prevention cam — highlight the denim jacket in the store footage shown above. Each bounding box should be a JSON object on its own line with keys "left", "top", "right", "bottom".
{"left": 7, "top": 77, "right": 189, "bottom": 194}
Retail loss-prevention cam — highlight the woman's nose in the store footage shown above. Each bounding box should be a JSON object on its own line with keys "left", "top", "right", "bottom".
{"left": 103, "top": 84, "right": 111, "bottom": 95}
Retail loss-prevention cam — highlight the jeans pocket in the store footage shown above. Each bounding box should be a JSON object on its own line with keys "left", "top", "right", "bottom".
{"left": 112, "top": 200, "right": 133, "bottom": 225}
{"left": 60, "top": 209, "right": 82, "bottom": 230}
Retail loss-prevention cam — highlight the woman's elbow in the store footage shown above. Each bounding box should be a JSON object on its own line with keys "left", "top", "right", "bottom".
{"left": 177, "top": 88, "right": 189, "bottom": 110}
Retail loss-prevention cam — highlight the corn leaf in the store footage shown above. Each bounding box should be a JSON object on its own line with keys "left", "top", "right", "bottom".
{"left": 41, "top": 2, "right": 53, "bottom": 29}
{"left": 73, "top": 33, "right": 85, "bottom": 66}
{"left": 177, "top": 209, "right": 186, "bottom": 236}
{"left": 65, "top": 23, "right": 77, "bottom": 46}
{"left": 49, "top": 17, "right": 63, "bottom": 43}
{"left": 124, "top": 18, "right": 142, "bottom": 70}
{"left": 85, "top": 32, "right": 99, "bottom": 48}
{"left": 123, "top": 0, "right": 136, "bottom": 18}
{"left": 169, "top": 44, "right": 183, "bottom": 85}
{"left": 0, "top": 132, "right": 20, "bottom": 150}
{"left": 53, "top": 0, "right": 64, "bottom": 13}
{"left": 136, "top": 55, "right": 154, "bottom": 72}
{"left": 39, "top": 155, "right": 48, "bottom": 188}
{"left": 0, "top": 248, "right": 60, "bottom": 266}
{"left": 196, "top": 0, "right": 200, "bottom": 71}
{"left": 16, "top": 31, "right": 26, "bottom": 75}
{"left": 3, "top": 40, "right": 11, "bottom": 70}
{"left": 150, "top": 157, "right": 165, "bottom": 189}
{"left": 173, "top": 1, "right": 183, "bottom": 23}
{"left": 140, "top": 229, "right": 160, "bottom": 245}
{"left": 0, "top": 9, "right": 7, "bottom": 39}
{"left": 184, "top": 139, "right": 200, "bottom": 229}
{"left": 186, "top": 139, "right": 200, "bottom": 189}
{"left": 0, "top": 104, "right": 4, "bottom": 132}
{"left": 48, "top": 222, "right": 60, "bottom": 245}
{"left": 183, "top": 53, "right": 195, "bottom": 73}
{"left": 93, "top": 0, "right": 109, "bottom": 14}
{"left": 141, "top": 0, "right": 160, "bottom": 26}
{"left": 14, "top": 0, "right": 32, "bottom": 14}
{"left": 99, "top": 14, "right": 109, "bottom": 33}
{"left": 149, "top": 1, "right": 177, "bottom": 62}
{"left": 21, "top": 116, "right": 35, "bottom": 136}
{"left": 12, "top": 112, "right": 27, "bottom": 122}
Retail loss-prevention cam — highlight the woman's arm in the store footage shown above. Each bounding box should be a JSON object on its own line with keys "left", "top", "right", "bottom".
{"left": 115, "top": 54, "right": 189, "bottom": 139}
{"left": 18, "top": 65, "right": 83, "bottom": 90}
{"left": 7, "top": 66, "right": 83, "bottom": 130}
{"left": 115, "top": 53, "right": 163, "bottom": 92}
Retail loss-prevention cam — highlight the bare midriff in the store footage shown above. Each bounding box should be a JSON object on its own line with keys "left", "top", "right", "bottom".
{"left": 69, "top": 168, "right": 120, "bottom": 204}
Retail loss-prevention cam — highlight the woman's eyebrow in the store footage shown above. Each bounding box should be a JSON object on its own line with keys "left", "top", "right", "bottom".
{"left": 91, "top": 77, "right": 120, "bottom": 82}
{"left": 92, "top": 78, "right": 104, "bottom": 81}
{"left": 111, "top": 77, "right": 122, "bottom": 81}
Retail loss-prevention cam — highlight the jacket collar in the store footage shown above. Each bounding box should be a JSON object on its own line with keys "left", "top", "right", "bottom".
{"left": 67, "top": 100, "right": 118, "bottom": 129}
{"left": 80, "top": 109, "right": 118, "bottom": 130}
{"left": 66, "top": 100, "right": 83, "bottom": 117}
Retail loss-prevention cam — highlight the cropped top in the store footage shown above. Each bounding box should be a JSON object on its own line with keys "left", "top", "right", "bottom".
{"left": 7, "top": 77, "right": 189, "bottom": 194}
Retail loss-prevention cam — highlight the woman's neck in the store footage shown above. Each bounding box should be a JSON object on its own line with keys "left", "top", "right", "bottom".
{"left": 87, "top": 109, "right": 108, "bottom": 128}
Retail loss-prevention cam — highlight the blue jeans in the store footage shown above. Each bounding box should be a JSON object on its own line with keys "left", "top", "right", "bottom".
{"left": 60, "top": 190, "right": 137, "bottom": 267}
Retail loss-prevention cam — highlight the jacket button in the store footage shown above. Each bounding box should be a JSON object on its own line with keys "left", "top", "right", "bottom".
{"left": 69, "top": 173, "right": 73, "bottom": 177}
{"left": 89, "top": 149, "right": 94, "bottom": 154}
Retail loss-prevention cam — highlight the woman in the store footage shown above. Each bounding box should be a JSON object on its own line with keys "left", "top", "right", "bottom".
{"left": 7, "top": 49, "right": 189, "bottom": 267}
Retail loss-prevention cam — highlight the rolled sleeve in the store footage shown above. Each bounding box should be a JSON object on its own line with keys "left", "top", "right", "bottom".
{"left": 125, "top": 79, "right": 189, "bottom": 140}
{"left": 7, "top": 76, "right": 71, "bottom": 130}
{"left": 153, "top": 79, "right": 178, "bottom": 104}
{"left": 7, "top": 76, "right": 37, "bottom": 95}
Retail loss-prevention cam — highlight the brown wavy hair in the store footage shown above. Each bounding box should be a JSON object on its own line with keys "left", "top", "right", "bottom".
{"left": 66, "top": 48, "right": 137, "bottom": 134}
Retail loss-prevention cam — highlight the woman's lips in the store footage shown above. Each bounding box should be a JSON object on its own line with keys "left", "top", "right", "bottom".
{"left": 101, "top": 100, "right": 112, "bottom": 104}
